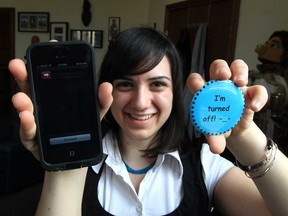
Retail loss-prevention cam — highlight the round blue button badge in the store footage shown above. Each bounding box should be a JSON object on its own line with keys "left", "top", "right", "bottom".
{"left": 190, "top": 80, "right": 245, "bottom": 135}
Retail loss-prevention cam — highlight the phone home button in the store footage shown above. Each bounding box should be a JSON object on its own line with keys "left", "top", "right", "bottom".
{"left": 69, "top": 151, "right": 75, "bottom": 156}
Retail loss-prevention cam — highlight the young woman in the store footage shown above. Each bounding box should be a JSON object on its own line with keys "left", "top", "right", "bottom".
{"left": 9, "top": 27, "right": 288, "bottom": 215}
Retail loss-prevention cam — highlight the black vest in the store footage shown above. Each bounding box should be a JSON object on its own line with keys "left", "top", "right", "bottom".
{"left": 82, "top": 149, "right": 210, "bottom": 215}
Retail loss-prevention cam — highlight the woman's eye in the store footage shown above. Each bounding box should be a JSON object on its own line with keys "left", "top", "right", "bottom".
{"left": 270, "top": 43, "right": 279, "bottom": 48}
{"left": 266, "top": 41, "right": 281, "bottom": 49}
{"left": 151, "top": 81, "right": 166, "bottom": 88}
{"left": 114, "top": 81, "right": 133, "bottom": 90}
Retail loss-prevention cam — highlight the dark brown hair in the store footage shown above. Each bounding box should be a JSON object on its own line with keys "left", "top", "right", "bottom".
{"left": 99, "top": 26, "right": 185, "bottom": 157}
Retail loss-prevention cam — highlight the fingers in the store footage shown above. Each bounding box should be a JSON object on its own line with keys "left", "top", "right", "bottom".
{"left": 8, "top": 59, "right": 30, "bottom": 94}
{"left": 12, "top": 92, "right": 33, "bottom": 113}
{"left": 186, "top": 73, "right": 205, "bottom": 93}
{"left": 12, "top": 92, "right": 39, "bottom": 159}
{"left": 229, "top": 59, "right": 249, "bottom": 86}
{"left": 209, "top": 59, "right": 231, "bottom": 80}
{"left": 19, "top": 110, "right": 39, "bottom": 160}
{"left": 244, "top": 85, "right": 268, "bottom": 112}
{"left": 205, "top": 135, "right": 227, "bottom": 154}
{"left": 209, "top": 59, "right": 248, "bottom": 87}
{"left": 187, "top": 59, "right": 249, "bottom": 94}
{"left": 98, "top": 82, "right": 113, "bottom": 120}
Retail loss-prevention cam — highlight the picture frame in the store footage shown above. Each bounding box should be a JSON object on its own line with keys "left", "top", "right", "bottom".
{"left": 108, "top": 17, "right": 120, "bottom": 41}
{"left": 81, "top": 30, "right": 91, "bottom": 43}
{"left": 70, "top": 29, "right": 103, "bottom": 48}
{"left": 18, "top": 12, "right": 49, "bottom": 32}
{"left": 70, "top": 29, "right": 81, "bottom": 41}
{"left": 91, "top": 30, "right": 103, "bottom": 48}
{"left": 50, "top": 22, "right": 69, "bottom": 41}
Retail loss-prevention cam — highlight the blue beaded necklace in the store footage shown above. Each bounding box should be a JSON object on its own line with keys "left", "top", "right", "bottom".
{"left": 122, "top": 160, "right": 156, "bottom": 175}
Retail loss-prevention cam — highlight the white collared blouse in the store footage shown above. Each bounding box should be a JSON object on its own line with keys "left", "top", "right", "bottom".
{"left": 91, "top": 133, "right": 234, "bottom": 216}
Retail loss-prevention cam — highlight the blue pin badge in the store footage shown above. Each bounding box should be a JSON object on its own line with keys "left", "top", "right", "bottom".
{"left": 190, "top": 80, "right": 245, "bottom": 135}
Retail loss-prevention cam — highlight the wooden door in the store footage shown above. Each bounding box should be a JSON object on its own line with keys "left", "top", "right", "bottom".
{"left": 164, "top": 0, "right": 241, "bottom": 80}
{"left": 0, "top": 8, "right": 15, "bottom": 137}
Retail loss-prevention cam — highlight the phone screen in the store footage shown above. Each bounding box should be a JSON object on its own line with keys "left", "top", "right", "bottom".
{"left": 26, "top": 41, "right": 102, "bottom": 171}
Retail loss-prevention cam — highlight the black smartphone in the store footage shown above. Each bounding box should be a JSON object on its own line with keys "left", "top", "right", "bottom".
{"left": 26, "top": 41, "right": 103, "bottom": 171}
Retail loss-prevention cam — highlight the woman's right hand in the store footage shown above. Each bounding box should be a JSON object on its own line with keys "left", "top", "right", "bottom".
{"left": 8, "top": 58, "right": 113, "bottom": 160}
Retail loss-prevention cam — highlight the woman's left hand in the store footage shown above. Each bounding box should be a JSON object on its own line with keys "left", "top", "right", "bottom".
{"left": 187, "top": 59, "right": 268, "bottom": 154}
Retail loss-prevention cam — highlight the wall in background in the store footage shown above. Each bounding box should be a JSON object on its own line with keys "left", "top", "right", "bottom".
{"left": 1, "top": 0, "right": 288, "bottom": 71}
{"left": 148, "top": 0, "right": 288, "bottom": 70}
{"left": 1, "top": 0, "right": 150, "bottom": 72}
{"left": 235, "top": 0, "right": 288, "bottom": 69}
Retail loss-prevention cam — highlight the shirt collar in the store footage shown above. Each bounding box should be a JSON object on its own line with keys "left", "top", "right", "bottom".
{"left": 91, "top": 131, "right": 120, "bottom": 173}
{"left": 92, "top": 132, "right": 183, "bottom": 178}
{"left": 154, "top": 150, "right": 183, "bottom": 178}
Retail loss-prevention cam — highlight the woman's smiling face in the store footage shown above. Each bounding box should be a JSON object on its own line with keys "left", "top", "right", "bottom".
{"left": 110, "top": 55, "right": 173, "bottom": 143}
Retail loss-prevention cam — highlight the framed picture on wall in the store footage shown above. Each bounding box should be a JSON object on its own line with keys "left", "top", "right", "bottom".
{"left": 81, "top": 30, "right": 91, "bottom": 43}
{"left": 108, "top": 17, "right": 120, "bottom": 41}
{"left": 50, "top": 22, "right": 69, "bottom": 41}
{"left": 91, "top": 30, "right": 103, "bottom": 48}
{"left": 18, "top": 12, "right": 50, "bottom": 32}
{"left": 70, "top": 29, "right": 82, "bottom": 40}
{"left": 70, "top": 29, "right": 103, "bottom": 48}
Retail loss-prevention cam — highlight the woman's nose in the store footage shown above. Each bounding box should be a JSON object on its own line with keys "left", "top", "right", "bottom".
{"left": 255, "top": 43, "right": 267, "bottom": 55}
{"left": 131, "top": 86, "right": 151, "bottom": 110}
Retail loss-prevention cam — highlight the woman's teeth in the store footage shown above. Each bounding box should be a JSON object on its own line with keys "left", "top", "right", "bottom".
{"left": 130, "top": 114, "right": 153, "bottom": 120}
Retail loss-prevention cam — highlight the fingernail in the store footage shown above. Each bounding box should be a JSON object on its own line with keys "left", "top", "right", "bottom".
{"left": 216, "top": 68, "right": 229, "bottom": 75}
{"left": 235, "top": 74, "right": 247, "bottom": 82}
{"left": 253, "top": 100, "right": 262, "bottom": 111}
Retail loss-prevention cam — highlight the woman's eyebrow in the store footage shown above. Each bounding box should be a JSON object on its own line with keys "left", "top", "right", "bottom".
{"left": 114, "top": 75, "right": 172, "bottom": 82}
{"left": 114, "top": 77, "right": 133, "bottom": 81}
{"left": 148, "top": 76, "right": 172, "bottom": 82}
